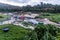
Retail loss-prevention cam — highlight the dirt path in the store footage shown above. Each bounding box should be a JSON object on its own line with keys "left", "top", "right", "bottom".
{"left": 41, "top": 18, "right": 60, "bottom": 28}
{"left": 0, "top": 16, "right": 60, "bottom": 29}
{"left": 13, "top": 22, "right": 34, "bottom": 30}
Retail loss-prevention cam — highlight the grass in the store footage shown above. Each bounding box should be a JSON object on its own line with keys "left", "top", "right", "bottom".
{"left": 0, "top": 14, "right": 8, "bottom": 21}
{"left": 39, "top": 13, "right": 60, "bottom": 23}
{"left": 38, "top": 13, "right": 60, "bottom": 40}
{"left": 57, "top": 28, "right": 60, "bottom": 40}
{"left": 0, "top": 14, "right": 8, "bottom": 18}
{"left": 0, "top": 24, "right": 31, "bottom": 40}
{"left": 44, "top": 14, "right": 60, "bottom": 23}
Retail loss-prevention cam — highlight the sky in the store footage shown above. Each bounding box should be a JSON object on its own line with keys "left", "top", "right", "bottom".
{"left": 0, "top": 0, "right": 60, "bottom": 6}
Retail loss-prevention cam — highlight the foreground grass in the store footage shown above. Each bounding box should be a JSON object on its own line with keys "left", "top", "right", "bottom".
{"left": 57, "top": 28, "right": 60, "bottom": 40}
{"left": 0, "top": 24, "right": 59, "bottom": 40}
{"left": 0, "top": 24, "right": 31, "bottom": 40}
{"left": 38, "top": 13, "right": 60, "bottom": 40}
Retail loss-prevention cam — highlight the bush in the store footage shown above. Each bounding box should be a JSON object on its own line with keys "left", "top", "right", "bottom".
{"left": 34, "top": 24, "right": 58, "bottom": 40}
{"left": 41, "top": 13, "right": 52, "bottom": 16}
{"left": 0, "top": 16, "right": 4, "bottom": 18}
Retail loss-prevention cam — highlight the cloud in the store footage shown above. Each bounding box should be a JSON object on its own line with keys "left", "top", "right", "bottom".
{"left": 25, "top": 0, "right": 40, "bottom": 5}
{"left": 0, "top": 0, "right": 41, "bottom": 6}
{"left": 8, "top": 0, "right": 30, "bottom": 3}
{"left": 40, "top": 0, "right": 60, "bottom": 5}
{"left": 0, "top": 0, "right": 60, "bottom": 6}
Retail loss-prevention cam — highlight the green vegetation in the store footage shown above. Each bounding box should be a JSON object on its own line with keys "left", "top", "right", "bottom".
{"left": 0, "top": 14, "right": 8, "bottom": 21}
{"left": 38, "top": 13, "right": 60, "bottom": 23}
{"left": 57, "top": 28, "right": 60, "bottom": 40}
{"left": 45, "top": 14, "right": 60, "bottom": 23}
{"left": 0, "top": 24, "right": 32, "bottom": 40}
{"left": 0, "top": 13, "right": 59, "bottom": 40}
{"left": 19, "top": 2, "right": 60, "bottom": 13}
{"left": 33, "top": 23, "right": 58, "bottom": 40}
{"left": 1, "top": 2, "right": 60, "bottom": 13}
{"left": 0, "top": 14, "right": 7, "bottom": 18}
{"left": 0, "top": 23, "right": 59, "bottom": 40}
{"left": 36, "top": 13, "right": 60, "bottom": 40}
{"left": 22, "top": 22, "right": 36, "bottom": 27}
{"left": 22, "top": 23, "right": 58, "bottom": 40}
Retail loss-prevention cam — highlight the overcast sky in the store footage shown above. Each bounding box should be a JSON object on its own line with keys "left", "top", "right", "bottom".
{"left": 0, "top": 0, "right": 60, "bottom": 6}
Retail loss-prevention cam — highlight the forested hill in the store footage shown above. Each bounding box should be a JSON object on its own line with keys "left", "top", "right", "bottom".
{"left": 0, "top": 3, "right": 21, "bottom": 12}
{"left": 0, "top": 2, "right": 60, "bottom": 13}
{"left": 21, "top": 2, "right": 60, "bottom": 13}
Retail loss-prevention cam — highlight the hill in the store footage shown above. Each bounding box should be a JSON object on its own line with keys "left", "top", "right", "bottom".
{"left": 0, "top": 3, "right": 21, "bottom": 12}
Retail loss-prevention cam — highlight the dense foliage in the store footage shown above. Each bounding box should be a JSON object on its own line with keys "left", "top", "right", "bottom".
{"left": 20, "top": 2, "right": 60, "bottom": 13}
{"left": 30, "top": 23, "right": 58, "bottom": 40}
{"left": 57, "top": 28, "right": 60, "bottom": 40}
